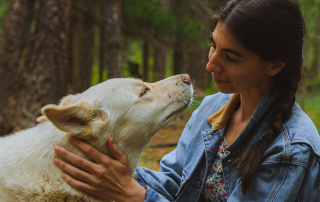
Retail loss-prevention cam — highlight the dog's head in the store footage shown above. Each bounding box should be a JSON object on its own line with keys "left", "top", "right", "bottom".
{"left": 38, "top": 74, "right": 193, "bottom": 168}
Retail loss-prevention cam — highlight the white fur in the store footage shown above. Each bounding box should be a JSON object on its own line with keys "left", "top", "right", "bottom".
{"left": 0, "top": 75, "right": 193, "bottom": 202}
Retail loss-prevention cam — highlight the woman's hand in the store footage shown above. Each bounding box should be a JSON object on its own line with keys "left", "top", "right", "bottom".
{"left": 53, "top": 136, "right": 146, "bottom": 202}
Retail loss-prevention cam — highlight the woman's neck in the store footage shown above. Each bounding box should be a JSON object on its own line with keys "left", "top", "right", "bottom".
{"left": 237, "top": 87, "right": 269, "bottom": 122}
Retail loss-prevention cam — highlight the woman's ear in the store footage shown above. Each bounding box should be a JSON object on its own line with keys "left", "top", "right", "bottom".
{"left": 267, "top": 60, "right": 287, "bottom": 76}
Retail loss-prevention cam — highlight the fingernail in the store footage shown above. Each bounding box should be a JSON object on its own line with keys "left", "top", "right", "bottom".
{"left": 55, "top": 146, "right": 65, "bottom": 153}
{"left": 54, "top": 158, "right": 60, "bottom": 164}
{"left": 54, "top": 146, "right": 60, "bottom": 152}
{"left": 61, "top": 173, "right": 67, "bottom": 179}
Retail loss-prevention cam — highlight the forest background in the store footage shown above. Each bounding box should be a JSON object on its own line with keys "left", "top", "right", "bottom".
{"left": 0, "top": 0, "right": 319, "bottom": 170}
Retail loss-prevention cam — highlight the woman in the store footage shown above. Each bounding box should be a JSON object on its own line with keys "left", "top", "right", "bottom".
{"left": 53, "top": 0, "right": 320, "bottom": 201}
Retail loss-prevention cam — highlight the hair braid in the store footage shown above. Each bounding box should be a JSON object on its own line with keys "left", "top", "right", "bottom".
{"left": 234, "top": 60, "right": 302, "bottom": 193}
{"left": 212, "top": 0, "right": 305, "bottom": 193}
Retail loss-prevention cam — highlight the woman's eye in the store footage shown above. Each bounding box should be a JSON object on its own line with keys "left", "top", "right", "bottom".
{"left": 227, "top": 55, "right": 237, "bottom": 62}
{"left": 140, "top": 87, "right": 150, "bottom": 97}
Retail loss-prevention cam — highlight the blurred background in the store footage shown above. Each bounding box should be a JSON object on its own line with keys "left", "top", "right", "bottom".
{"left": 0, "top": 0, "right": 319, "bottom": 170}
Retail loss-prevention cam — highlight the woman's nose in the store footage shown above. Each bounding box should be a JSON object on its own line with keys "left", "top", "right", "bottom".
{"left": 206, "top": 52, "right": 222, "bottom": 73}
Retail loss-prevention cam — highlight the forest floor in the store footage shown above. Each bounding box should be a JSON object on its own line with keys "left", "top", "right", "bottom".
{"left": 139, "top": 93, "right": 320, "bottom": 171}
{"left": 138, "top": 116, "right": 189, "bottom": 170}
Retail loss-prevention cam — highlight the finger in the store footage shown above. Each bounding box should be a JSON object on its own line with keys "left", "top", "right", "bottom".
{"left": 60, "top": 173, "right": 97, "bottom": 195}
{"left": 54, "top": 158, "right": 97, "bottom": 184}
{"left": 108, "top": 138, "right": 128, "bottom": 165}
{"left": 54, "top": 146, "right": 97, "bottom": 174}
{"left": 68, "top": 136, "right": 108, "bottom": 164}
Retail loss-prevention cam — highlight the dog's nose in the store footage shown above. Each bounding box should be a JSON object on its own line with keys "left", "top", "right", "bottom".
{"left": 183, "top": 74, "right": 191, "bottom": 83}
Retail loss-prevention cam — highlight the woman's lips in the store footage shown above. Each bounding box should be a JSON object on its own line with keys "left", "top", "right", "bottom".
{"left": 213, "top": 77, "right": 229, "bottom": 83}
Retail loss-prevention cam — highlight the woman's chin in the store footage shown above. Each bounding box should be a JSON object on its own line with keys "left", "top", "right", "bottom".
{"left": 216, "top": 86, "right": 235, "bottom": 94}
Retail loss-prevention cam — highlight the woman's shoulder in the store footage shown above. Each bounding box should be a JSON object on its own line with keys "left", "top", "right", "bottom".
{"left": 193, "top": 92, "right": 232, "bottom": 117}
{"left": 200, "top": 92, "right": 232, "bottom": 108}
{"left": 186, "top": 92, "right": 232, "bottom": 129}
{"left": 283, "top": 102, "right": 320, "bottom": 157}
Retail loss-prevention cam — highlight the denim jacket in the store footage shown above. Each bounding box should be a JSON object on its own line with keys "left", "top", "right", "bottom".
{"left": 135, "top": 88, "right": 320, "bottom": 202}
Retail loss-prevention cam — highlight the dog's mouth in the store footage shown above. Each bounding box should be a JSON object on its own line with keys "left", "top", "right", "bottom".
{"left": 161, "top": 101, "right": 191, "bottom": 124}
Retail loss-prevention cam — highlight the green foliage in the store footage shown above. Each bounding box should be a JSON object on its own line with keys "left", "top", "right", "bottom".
{"left": 299, "top": 0, "right": 320, "bottom": 34}
{"left": 174, "top": 18, "right": 204, "bottom": 45}
{"left": 122, "top": 0, "right": 175, "bottom": 41}
{"left": 296, "top": 93, "right": 320, "bottom": 134}
{"left": 0, "top": 0, "right": 8, "bottom": 36}
{"left": 298, "top": 0, "right": 320, "bottom": 90}
{"left": 122, "top": 0, "right": 203, "bottom": 45}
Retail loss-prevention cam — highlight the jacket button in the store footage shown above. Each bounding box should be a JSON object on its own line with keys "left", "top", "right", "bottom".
{"left": 209, "top": 135, "right": 213, "bottom": 139}
{"left": 195, "top": 181, "right": 201, "bottom": 188}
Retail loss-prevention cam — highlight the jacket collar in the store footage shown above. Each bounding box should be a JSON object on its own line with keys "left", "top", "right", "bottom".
{"left": 207, "top": 93, "right": 240, "bottom": 130}
{"left": 207, "top": 87, "right": 277, "bottom": 152}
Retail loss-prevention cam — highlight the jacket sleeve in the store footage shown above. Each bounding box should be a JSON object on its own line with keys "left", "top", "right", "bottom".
{"left": 228, "top": 143, "right": 319, "bottom": 202}
{"left": 134, "top": 109, "right": 199, "bottom": 202}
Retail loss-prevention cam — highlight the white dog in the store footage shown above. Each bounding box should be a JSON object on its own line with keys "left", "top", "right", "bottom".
{"left": 0, "top": 74, "right": 193, "bottom": 202}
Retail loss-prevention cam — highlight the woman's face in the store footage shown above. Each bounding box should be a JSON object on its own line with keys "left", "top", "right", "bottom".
{"left": 206, "top": 21, "right": 274, "bottom": 95}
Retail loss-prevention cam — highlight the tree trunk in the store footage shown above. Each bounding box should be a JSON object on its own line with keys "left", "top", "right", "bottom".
{"left": 72, "top": 1, "right": 94, "bottom": 93}
{"left": 171, "top": 0, "right": 186, "bottom": 76}
{"left": 0, "top": 0, "right": 34, "bottom": 135}
{"left": 186, "top": 49, "right": 207, "bottom": 89}
{"left": 15, "top": 0, "right": 71, "bottom": 129}
{"left": 128, "top": 61, "right": 140, "bottom": 78}
{"left": 102, "top": 0, "right": 123, "bottom": 79}
{"left": 142, "top": 40, "right": 149, "bottom": 81}
{"left": 153, "top": 43, "right": 166, "bottom": 81}
{"left": 71, "top": 16, "right": 80, "bottom": 91}
{"left": 186, "top": 0, "right": 211, "bottom": 90}
{"left": 152, "top": 0, "right": 170, "bottom": 81}
{"left": 173, "top": 41, "right": 184, "bottom": 75}
{"left": 99, "top": 19, "right": 106, "bottom": 83}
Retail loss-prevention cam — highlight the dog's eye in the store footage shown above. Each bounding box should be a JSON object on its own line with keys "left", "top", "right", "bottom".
{"left": 140, "top": 87, "right": 150, "bottom": 97}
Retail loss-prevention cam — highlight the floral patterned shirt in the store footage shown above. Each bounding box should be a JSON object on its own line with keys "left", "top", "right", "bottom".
{"left": 201, "top": 138, "right": 230, "bottom": 201}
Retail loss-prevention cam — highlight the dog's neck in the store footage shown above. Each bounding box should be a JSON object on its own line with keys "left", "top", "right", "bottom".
{"left": 99, "top": 124, "right": 153, "bottom": 173}
{"left": 115, "top": 140, "right": 149, "bottom": 173}
{"left": 45, "top": 122, "right": 148, "bottom": 174}
{"left": 3, "top": 122, "right": 148, "bottom": 176}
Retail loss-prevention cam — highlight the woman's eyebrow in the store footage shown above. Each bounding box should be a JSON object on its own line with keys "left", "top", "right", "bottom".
{"left": 221, "top": 48, "right": 244, "bottom": 58}
{"left": 210, "top": 33, "right": 244, "bottom": 58}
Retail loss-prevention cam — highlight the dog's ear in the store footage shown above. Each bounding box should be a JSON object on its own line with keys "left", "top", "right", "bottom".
{"left": 37, "top": 95, "right": 78, "bottom": 123}
{"left": 41, "top": 102, "right": 109, "bottom": 140}
{"left": 37, "top": 116, "right": 48, "bottom": 122}
{"left": 58, "top": 94, "right": 78, "bottom": 107}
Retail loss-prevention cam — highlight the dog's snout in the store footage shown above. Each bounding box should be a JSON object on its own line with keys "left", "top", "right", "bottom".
{"left": 182, "top": 74, "right": 191, "bottom": 83}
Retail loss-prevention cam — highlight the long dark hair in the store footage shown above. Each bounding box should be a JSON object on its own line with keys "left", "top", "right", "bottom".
{"left": 212, "top": 0, "right": 306, "bottom": 193}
